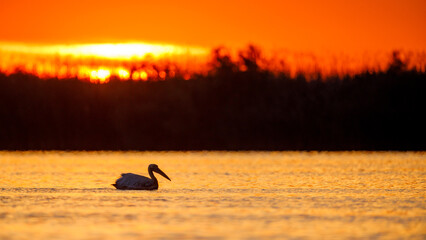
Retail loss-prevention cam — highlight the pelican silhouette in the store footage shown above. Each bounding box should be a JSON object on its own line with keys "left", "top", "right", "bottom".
{"left": 112, "top": 164, "right": 171, "bottom": 190}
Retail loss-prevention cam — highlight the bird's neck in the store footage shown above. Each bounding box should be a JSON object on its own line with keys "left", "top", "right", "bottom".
{"left": 149, "top": 169, "right": 158, "bottom": 183}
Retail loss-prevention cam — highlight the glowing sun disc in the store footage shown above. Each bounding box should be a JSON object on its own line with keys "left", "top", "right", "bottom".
{"left": 0, "top": 42, "right": 208, "bottom": 60}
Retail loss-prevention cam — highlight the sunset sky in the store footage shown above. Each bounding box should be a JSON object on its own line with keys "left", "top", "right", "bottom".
{"left": 0, "top": 0, "right": 425, "bottom": 80}
{"left": 1, "top": 0, "right": 425, "bottom": 51}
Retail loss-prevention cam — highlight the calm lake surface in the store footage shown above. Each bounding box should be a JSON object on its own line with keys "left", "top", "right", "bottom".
{"left": 0, "top": 151, "right": 425, "bottom": 239}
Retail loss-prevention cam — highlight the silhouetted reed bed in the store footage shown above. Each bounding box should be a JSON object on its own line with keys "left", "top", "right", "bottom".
{"left": 0, "top": 48, "right": 425, "bottom": 150}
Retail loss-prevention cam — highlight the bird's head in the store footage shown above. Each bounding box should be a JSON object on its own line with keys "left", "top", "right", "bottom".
{"left": 149, "top": 164, "right": 171, "bottom": 181}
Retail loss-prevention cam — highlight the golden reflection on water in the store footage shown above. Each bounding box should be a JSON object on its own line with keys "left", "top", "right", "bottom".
{"left": 0, "top": 151, "right": 425, "bottom": 239}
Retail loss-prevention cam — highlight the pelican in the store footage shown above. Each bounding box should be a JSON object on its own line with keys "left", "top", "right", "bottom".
{"left": 112, "top": 164, "right": 171, "bottom": 190}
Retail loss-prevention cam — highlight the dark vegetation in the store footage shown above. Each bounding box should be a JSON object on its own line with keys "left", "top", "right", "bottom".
{"left": 0, "top": 47, "right": 425, "bottom": 150}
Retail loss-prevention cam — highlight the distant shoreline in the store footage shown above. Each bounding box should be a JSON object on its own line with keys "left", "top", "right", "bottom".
{"left": 0, "top": 53, "right": 425, "bottom": 151}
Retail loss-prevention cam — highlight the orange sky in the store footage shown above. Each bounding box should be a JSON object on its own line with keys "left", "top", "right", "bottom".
{"left": 0, "top": 0, "right": 425, "bottom": 53}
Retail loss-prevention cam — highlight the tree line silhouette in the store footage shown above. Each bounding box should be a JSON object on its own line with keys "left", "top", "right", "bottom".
{"left": 0, "top": 46, "right": 425, "bottom": 150}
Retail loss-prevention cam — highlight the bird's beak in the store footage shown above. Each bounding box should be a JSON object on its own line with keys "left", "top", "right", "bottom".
{"left": 155, "top": 168, "right": 171, "bottom": 181}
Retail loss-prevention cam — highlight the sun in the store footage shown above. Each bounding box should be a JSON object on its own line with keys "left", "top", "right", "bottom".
{"left": 60, "top": 43, "right": 175, "bottom": 59}
{"left": 0, "top": 41, "right": 209, "bottom": 81}
{"left": 0, "top": 42, "right": 207, "bottom": 60}
{"left": 90, "top": 68, "right": 111, "bottom": 83}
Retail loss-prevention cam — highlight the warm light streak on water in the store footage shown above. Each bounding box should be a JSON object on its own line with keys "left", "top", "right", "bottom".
{"left": 0, "top": 151, "right": 424, "bottom": 239}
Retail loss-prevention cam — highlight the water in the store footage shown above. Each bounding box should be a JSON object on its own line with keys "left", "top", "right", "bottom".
{"left": 0, "top": 151, "right": 425, "bottom": 239}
